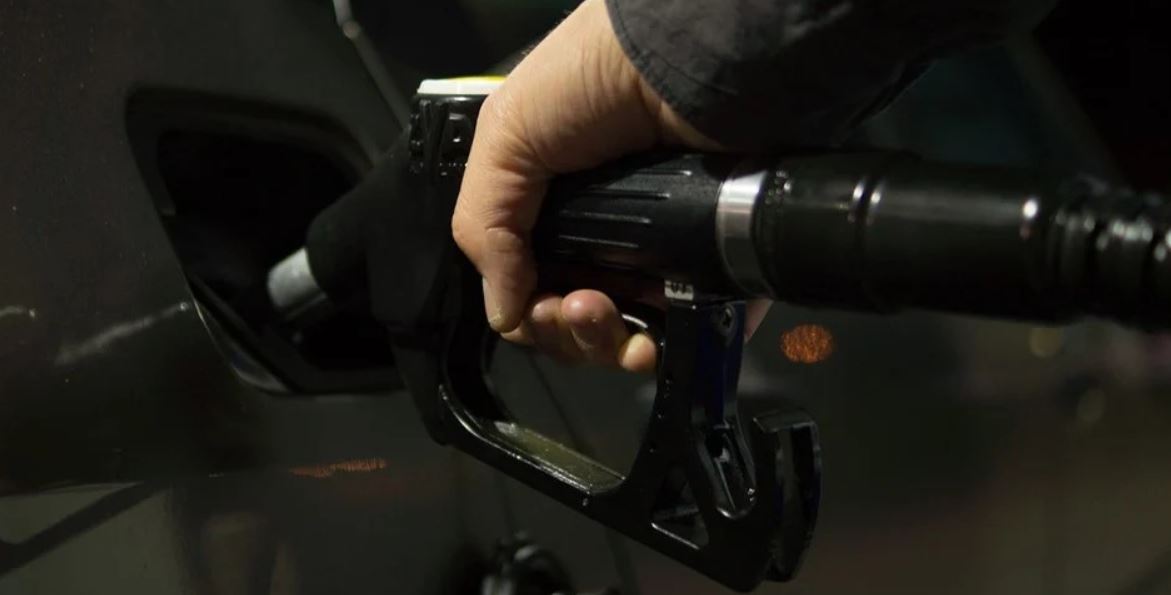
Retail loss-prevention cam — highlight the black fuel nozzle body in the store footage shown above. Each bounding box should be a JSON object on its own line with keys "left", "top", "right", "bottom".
{"left": 280, "top": 90, "right": 1171, "bottom": 332}
{"left": 267, "top": 86, "right": 1170, "bottom": 593}
{"left": 526, "top": 151, "right": 1171, "bottom": 332}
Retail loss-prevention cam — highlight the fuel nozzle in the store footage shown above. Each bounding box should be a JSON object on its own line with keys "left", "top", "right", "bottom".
{"left": 521, "top": 150, "right": 1171, "bottom": 331}
{"left": 268, "top": 128, "right": 1171, "bottom": 334}
{"left": 259, "top": 79, "right": 1171, "bottom": 593}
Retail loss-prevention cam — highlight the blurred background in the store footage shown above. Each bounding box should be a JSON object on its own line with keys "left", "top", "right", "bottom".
{"left": 1, "top": 0, "right": 1168, "bottom": 594}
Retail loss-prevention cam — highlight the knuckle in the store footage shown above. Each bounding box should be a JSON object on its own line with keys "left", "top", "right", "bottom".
{"left": 483, "top": 226, "right": 527, "bottom": 256}
{"left": 450, "top": 210, "right": 475, "bottom": 253}
{"left": 472, "top": 94, "right": 512, "bottom": 146}
{"left": 480, "top": 92, "right": 502, "bottom": 121}
{"left": 480, "top": 91, "right": 515, "bottom": 128}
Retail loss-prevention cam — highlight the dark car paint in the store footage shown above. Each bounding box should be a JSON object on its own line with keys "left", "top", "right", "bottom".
{"left": 2, "top": 2, "right": 1171, "bottom": 595}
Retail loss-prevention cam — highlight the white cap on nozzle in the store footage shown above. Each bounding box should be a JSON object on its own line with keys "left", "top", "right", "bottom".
{"left": 416, "top": 76, "right": 505, "bottom": 97}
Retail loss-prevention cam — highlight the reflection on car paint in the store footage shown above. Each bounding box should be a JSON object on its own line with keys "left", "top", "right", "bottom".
{"left": 54, "top": 301, "right": 191, "bottom": 366}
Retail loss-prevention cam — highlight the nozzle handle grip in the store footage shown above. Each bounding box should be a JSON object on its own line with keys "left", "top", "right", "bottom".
{"left": 533, "top": 152, "right": 741, "bottom": 296}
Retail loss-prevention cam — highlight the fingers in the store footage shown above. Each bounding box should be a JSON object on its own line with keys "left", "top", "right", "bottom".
{"left": 562, "top": 290, "right": 657, "bottom": 373}
{"left": 449, "top": 0, "right": 724, "bottom": 366}
{"left": 502, "top": 290, "right": 657, "bottom": 373}
{"left": 616, "top": 332, "right": 657, "bottom": 374}
{"left": 451, "top": 0, "right": 665, "bottom": 335}
{"left": 453, "top": 90, "right": 551, "bottom": 333}
{"left": 560, "top": 290, "right": 626, "bottom": 361}
{"left": 503, "top": 294, "right": 583, "bottom": 362}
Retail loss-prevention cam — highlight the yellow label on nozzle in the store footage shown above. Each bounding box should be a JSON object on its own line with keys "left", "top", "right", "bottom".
{"left": 416, "top": 76, "right": 505, "bottom": 96}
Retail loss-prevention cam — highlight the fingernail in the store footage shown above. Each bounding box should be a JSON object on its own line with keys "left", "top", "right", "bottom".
{"left": 483, "top": 277, "right": 505, "bottom": 330}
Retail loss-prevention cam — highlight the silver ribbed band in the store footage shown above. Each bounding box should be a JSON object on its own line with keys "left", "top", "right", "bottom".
{"left": 715, "top": 159, "right": 771, "bottom": 296}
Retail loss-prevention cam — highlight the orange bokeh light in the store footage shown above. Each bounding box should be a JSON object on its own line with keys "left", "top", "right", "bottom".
{"left": 289, "top": 457, "right": 388, "bottom": 479}
{"left": 780, "top": 324, "right": 835, "bottom": 364}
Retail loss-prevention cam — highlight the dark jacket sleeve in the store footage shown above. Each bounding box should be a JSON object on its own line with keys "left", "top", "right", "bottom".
{"left": 606, "top": 0, "right": 1056, "bottom": 149}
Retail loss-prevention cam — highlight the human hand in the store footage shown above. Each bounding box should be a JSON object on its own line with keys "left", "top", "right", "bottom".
{"left": 451, "top": 0, "right": 766, "bottom": 372}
